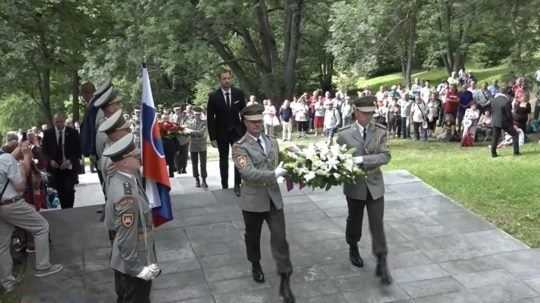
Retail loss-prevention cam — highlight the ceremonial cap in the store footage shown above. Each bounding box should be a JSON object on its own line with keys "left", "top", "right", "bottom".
{"left": 89, "top": 80, "right": 112, "bottom": 104}
{"left": 94, "top": 86, "right": 122, "bottom": 108}
{"left": 98, "top": 110, "right": 131, "bottom": 135}
{"left": 240, "top": 104, "right": 264, "bottom": 121}
{"left": 352, "top": 96, "right": 377, "bottom": 112}
{"left": 102, "top": 133, "right": 136, "bottom": 162}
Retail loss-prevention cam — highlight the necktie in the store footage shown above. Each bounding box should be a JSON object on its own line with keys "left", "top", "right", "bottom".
{"left": 256, "top": 138, "right": 265, "bottom": 154}
{"left": 57, "top": 129, "right": 64, "bottom": 160}
{"left": 225, "top": 92, "right": 231, "bottom": 108}
{"left": 363, "top": 128, "right": 366, "bottom": 141}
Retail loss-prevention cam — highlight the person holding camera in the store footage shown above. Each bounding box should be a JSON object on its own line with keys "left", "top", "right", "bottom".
{"left": 0, "top": 132, "right": 63, "bottom": 293}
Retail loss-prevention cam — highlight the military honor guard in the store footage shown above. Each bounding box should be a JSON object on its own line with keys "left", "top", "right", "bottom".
{"left": 94, "top": 86, "right": 123, "bottom": 164}
{"left": 232, "top": 104, "right": 295, "bottom": 303}
{"left": 97, "top": 110, "right": 133, "bottom": 187}
{"left": 103, "top": 134, "right": 160, "bottom": 303}
{"left": 336, "top": 96, "right": 393, "bottom": 285}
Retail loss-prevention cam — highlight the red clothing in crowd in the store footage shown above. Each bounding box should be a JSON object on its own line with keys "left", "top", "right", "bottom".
{"left": 444, "top": 90, "right": 460, "bottom": 114}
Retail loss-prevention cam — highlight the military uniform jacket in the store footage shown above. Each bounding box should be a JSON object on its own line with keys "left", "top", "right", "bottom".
{"left": 232, "top": 134, "right": 283, "bottom": 212}
{"left": 336, "top": 122, "right": 391, "bottom": 200}
{"left": 185, "top": 117, "right": 207, "bottom": 153}
{"left": 105, "top": 171, "right": 157, "bottom": 276}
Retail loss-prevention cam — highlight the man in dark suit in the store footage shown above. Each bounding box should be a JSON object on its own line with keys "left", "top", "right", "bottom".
{"left": 42, "top": 113, "right": 82, "bottom": 208}
{"left": 207, "top": 68, "right": 246, "bottom": 196}
{"left": 490, "top": 93, "right": 520, "bottom": 157}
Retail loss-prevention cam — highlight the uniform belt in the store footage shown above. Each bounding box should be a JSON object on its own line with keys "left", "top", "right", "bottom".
{"left": 0, "top": 196, "right": 22, "bottom": 206}
{"left": 243, "top": 181, "right": 275, "bottom": 187}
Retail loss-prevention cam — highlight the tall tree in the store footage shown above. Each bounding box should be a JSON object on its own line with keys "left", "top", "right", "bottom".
{"left": 0, "top": 0, "right": 112, "bottom": 124}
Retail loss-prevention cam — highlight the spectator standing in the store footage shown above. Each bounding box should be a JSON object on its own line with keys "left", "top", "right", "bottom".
{"left": 457, "top": 85, "right": 474, "bottom": 135}
{"left": 461, "top": 103, "right": 480, "bottom": 146}
{"left": 389, "top": 98, "right": 401, "bottom": 137}
{"left": 293, "top": 97, "right": 309, "bottom": 138}
{"left": 323, "top": 101, "right": 341, "bottom": 144}
{"left": 398, "top": 95, "right": 413, "bottom": 138}
{"left": 427, "top": 92, "right": 440, "bottom": 137}
{"left": 263, "top": 99, "right": 277, "bottom": 137}
{"left": 410, "top": 96, "right": 428, "bottom": 141}
{"left": 41, "top": 113, "right": 81, "bottom": 209}
{"left": 279, "top": 100, "right": 293, "bottom": 141}
{"left": 444, "top": 84, "right": 460, "bottom": 137}
{"left": 513, "top": 94, "right": 531, "bottom": 140}
{"left": 313, "top": 97, "right": 325, "bottom": 136}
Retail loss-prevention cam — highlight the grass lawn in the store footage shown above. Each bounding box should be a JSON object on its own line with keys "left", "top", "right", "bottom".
{"left": 386, "top": 138, "right": 540, "bottom": 248}
{"left": 356, "top": 65, "right": 512, "bottom": 91}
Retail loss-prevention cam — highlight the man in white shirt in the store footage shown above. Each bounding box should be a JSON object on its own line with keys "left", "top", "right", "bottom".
{"left": 0, "top": 133, "right": 63, "bottom": 293}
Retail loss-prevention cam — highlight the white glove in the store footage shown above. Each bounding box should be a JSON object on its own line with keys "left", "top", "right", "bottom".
{"left": 353, "top": 156, "right": 364, "bottom": 164}
{"left": 136, "top": 266, "right": 154, "bottom": 281}
{"left": 148, "top": 263, "right": 161, "bottom": 279}
{"left": 274, "top": 162, "right": 287, "bottom": 177}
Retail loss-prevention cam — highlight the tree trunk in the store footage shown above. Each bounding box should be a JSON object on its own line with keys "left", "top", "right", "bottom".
{"left": 319, "top": 53, "right": 333, "bottom": 92}
{"left": 282, "top": 0, "right": 305, "bottom": 102}
{"left": 72, "top": 70, "right": 80, "bottom": 123}
{"left": 404, "top": 2, "right": 417, "bottom": 89}
{"left": 39, "top": 68, "right": 53, "bottom": 125}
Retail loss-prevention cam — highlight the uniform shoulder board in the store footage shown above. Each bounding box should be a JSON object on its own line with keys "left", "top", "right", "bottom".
{"left": 236, "top": 135, "right": 247, "bottom": 144}
{"left": 375, "top": 123, "right": 387, "bottom": 130}
{"left": 337, "top": 125, "right": 352, "bottom": 133}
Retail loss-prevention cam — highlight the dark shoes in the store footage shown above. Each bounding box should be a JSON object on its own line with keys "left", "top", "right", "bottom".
{"left": 234, "top": 185, "right": 241, "bottom": 197}
{"left": 195, "top": 178, "right": 201, "bottom": 188}
{"left": 251, "top": 262, "right": 265, "bottom": 283}
{"left": 349, "top": 245, "right": 364, "bottom": 268}
{"left": 279, "top": 273, "right": 295, "bottom": 303}
{"left": 376, "top": 255, "right": 393, "bottom": 285}
{"left": 201, "top": 178, "right": 208, "bottom": 188}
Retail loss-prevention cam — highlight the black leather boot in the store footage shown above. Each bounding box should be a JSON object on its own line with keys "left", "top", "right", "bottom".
{"left": 349, "top": 245, "right": 364, "bottom": 268}
{"left": 201, "top": 178, "right": 208, "bottom": 188}
{"left": 195, "top": 177, "right": 201, "bottom": 188}
{"left": 376, "top": 255, "right": 393, "bottom": 285}
{"left": 279, "top": 273, "right": 295, "bottom": 303}
{"left": 251, "top": 262, "right": 265, "bottom": 283}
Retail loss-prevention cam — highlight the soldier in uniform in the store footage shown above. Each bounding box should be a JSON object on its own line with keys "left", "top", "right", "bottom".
{"left": 232, "top": 104, "right": 295, "bottom": 303}
{"left": 97, "top": 110, "right": 132, "bottom": 177}
{"left": 94, "top": 86, "right": 123, "bottom": 165}
{"left": 336, "top": 95, "right": 393, "bottom": 285}
{"left": 184, "top": 106, "right": 208, "bottom": 188}
{"left": 102, "top": 134, "right": 160, "bottom": 303}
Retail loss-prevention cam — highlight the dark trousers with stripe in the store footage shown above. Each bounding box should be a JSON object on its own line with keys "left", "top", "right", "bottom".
{"left": 345, "top": 190, "right": 388, "bottom": 257}
{"left": 242, "top": 204, "right": 292, "bottom": 274}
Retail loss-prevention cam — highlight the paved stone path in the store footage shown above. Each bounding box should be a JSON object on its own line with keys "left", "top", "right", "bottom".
{"left": 18, "top": 170, "right": 540, "bottom": 303}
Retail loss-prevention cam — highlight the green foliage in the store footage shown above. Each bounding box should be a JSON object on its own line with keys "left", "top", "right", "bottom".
{"left": 0, "top": 95, "right": 44, "bottom": 134}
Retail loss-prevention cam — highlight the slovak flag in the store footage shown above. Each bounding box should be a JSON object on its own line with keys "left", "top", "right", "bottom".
{"left": 141, "top": 65, "right": 173, "bottom": 227}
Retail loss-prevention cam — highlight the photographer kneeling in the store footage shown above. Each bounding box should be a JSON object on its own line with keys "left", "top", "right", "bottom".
{"left": 0, "top": 132, "right": 63, "bottom": 293}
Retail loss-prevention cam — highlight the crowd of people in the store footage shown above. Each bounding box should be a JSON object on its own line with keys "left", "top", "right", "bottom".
{"left": 249, "top": 69, "right": 539, "bottom": 153}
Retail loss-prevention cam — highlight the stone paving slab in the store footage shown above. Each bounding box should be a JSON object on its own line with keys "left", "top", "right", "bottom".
{"left": 17, "top": 170, "right": 540, "bottom": 302}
